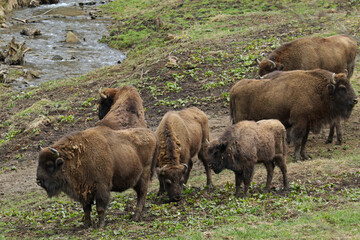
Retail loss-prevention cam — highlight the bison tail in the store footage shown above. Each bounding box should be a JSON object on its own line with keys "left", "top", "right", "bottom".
{"left": 150, "top": 138, "right": 160, "bottom": 180}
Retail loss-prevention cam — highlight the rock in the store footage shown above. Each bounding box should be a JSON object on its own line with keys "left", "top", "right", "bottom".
{"left": 29, "top": 0, "right": 40, "bottom": 7}
{"left": 20, "top": 28, "right": 41, "bottom": 37}
{"left": 66, "top": 31, "right": 81, "bottom": 44}
{"left": 52, "top": 55, "right": 63, "bottom": 60}
{"left": 23, "top": 69, "right": 40, "bottom": 79}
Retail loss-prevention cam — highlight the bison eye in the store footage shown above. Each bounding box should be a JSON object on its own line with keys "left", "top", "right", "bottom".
{"left": 338, "top": 85, "right": 347, "bottom": 94}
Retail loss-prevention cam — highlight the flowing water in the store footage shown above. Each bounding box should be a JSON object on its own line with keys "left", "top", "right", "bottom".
{"left": 1, "top": 0, "right": 125, "bottom": 90}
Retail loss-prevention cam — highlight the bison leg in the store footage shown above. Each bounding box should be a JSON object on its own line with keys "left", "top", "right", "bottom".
{"left": 83, "top": 203, "right": 92, "bottom": 228}
{"left": 133, "top": 178, "right": 149, "bottom": 221}
{"left": 274, "top": 155, "right": 289, "bottom": 190}
{"left": 95, "top": 187, "right": 110, "bottom": 228}
{"left": 183, "top": 159, "right": 193, "bottom": 185}
{"left": 234, "top": 171, "right": 244, "bottom": 197}
{"left": 198, "top": 150, "right": 213, "bottom": 188}
{"left": 326, "top": 124, "right": 335, "bottom": 144}
{"left": 263, "top": 162, "right": 275, "bottom": 193}
{"left": 335, "top": 121, "right": 342, "bottom": 145}
{"left": 291, "top": 126, "right": 310, "bottom": 160}
{"left": 242, "top": 164, "right": 255, "bottom": 198}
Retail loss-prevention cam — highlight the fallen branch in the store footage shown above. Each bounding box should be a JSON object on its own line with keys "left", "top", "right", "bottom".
{"left": 11, "top": 6, "right": 60, "bottom": 24}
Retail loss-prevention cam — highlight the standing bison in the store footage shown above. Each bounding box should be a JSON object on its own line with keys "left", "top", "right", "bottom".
{"left": 96, "top": 85, "right": 147, "bottom": 129}
{"left": 36, "top": 126, "right": 158, "bottom": 228}
{"left": 156, "top": 107, "right": 213, "bottom": 202}
{"left": 258, "top": 34, "right": 357, "bottom": 78}
{"left": 258, "top": 34, "right": 357, "bottom": 145}
{"left": 208, "top": 120, "right": 288, "bottom": 197}
{"left": 230, "top": 69, "right": 358, "bottom": 160}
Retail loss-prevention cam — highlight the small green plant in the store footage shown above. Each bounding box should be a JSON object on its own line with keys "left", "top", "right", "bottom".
{"left": 60, "top": 115, "right": 74, "bottom": 123}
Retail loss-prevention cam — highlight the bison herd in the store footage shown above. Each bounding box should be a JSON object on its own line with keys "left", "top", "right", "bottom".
{"left": 36, "top": 34, "right": 358, "bottom": 228}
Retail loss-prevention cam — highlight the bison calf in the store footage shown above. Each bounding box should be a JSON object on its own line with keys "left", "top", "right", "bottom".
{"left": 156, "top": 107, "right": 213, "bottom": 202}
{"left": 208, "top": 120, "right": 288, "bottom": 197}
{"left": 36, "top": 126, "right": 158, "bottom": 228}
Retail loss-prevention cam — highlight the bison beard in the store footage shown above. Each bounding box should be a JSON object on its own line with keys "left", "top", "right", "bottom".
{"left": 208, "top": 120, "right": 289, "bottom": 197}
{"left": 230, "top": 69, "right": 358, "bottom": 160}
{"left": 36, "top": 126, "right": 158, "bottom": 228}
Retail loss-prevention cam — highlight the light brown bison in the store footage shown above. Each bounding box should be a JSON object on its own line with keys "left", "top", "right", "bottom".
{"left": 230, "top": 69, "right": 358, "bottom": 160}
{"left": 258, "top": 34, "right": 357, "bottom": 78}
{"left": 208, "top": 120, "right": 288, "bottom": 197}
{"left": 156, "top": 107, "right": 213, "bottom": 202}
{"left": 36, "top": 126, "right": 158, "bottom": 228}
{"left": 96, "top": 85, "right": 147, "bottom": 129}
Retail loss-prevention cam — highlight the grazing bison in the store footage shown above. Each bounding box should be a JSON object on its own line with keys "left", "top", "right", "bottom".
{"left": 208, "top": 120, "right": 288, "bottom": 197}
{"left": 156, "top": 107, "right": 213, "bottom": 202}
{"left": 258, "top": 34, "right": 357, "bottom": 78}
{"left": 230, "top": 69, "right": 358, "bottom": 160}
{"left": 96, "top": 85, "right": 147, "bottom": 129}
{"left": 36, "top": 126, "right": 158, "bottom": 228}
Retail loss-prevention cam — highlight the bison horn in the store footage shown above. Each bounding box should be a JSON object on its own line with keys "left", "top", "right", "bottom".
{"left": 256, "top": 58, "right": 261, "bottom": 64}
{"left": 182, "top": 163, "right": 188, "bottom": 171}
{"left": 268, "top": 59, "right": 276, "bottom": 69}
{"left": 99, "top": 87, "right": 107, "bottom": 99}
{"left": 48, "top": 147, "right": 59, "bottom": 157}
{"left": 344, "top": 69, "right": 348, "bottom": 77}
{"left": 331, "top": 73, "right": 336, "bottom": 84}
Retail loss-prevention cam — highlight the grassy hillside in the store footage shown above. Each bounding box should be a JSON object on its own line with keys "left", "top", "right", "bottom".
{"left": 1, "top": 0, "right": 360, "bottom": 239}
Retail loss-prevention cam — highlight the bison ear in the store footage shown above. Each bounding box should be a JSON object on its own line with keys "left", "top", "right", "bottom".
{"left": 55, "top": 158, "right": 64, "bottom": 169}
{"left": 327, "top": 84, "right": 336, "bottom": 95}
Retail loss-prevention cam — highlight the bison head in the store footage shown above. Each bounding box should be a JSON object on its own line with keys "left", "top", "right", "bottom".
{"left": 36, "top": 147, "right": 65, "bottom": 198}
{"left": 258, "top": 59, "right": 284, "bottom": 76}
{"left": 158, "top": 164, "right": 187, "bottom": 202}
{"left": 98, "top": 88, "right": 115, "bottom": 120}
{"left": 207, "top": 140, "right": 228, "bottom": 174}
{"left": 328, "top": 73, "right": 358, "bottom": 118}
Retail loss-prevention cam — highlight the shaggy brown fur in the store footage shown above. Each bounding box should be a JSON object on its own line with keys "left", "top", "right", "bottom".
{"left": 156, "top": 107, "right": 213, "bottom": 201}
{"left": 230, "top": 69, "right": 358, "bottom": 160}
{"left": 258, "top": 34, "right": 357, "bottom": 77}
{"left": 208, "top": 120, "right": 288, "bottom": 197}
{"left": 36, "top": 126, "right": 158, "bottom": 228}
{"left": 96, "top": 85, "right": 147, "bottom": 129}
{"left": 262, "top": 70, "right": 345, "bottom": 145}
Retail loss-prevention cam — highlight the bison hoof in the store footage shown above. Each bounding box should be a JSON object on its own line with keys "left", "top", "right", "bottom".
{"left": 325, "top": 139, "right": 333, "bottom": 144}
{"left": 132, "top": 213, "right": 141, "bottom": 222}
{"left": 335, "top": 140, "right": 342, "bottom": 145}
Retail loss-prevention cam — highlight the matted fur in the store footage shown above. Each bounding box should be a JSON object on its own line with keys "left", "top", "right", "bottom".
{"left": 155, "top": 107, "right": 213, "bottom": 201}
{"left": 208, "top": 120, "right": 288, "bottom": 197}
{"left": 36, "top": 126, "right": 158, "bottom": 228}
{"left": 230, "top": 69, "right": 357, "bottom": 160}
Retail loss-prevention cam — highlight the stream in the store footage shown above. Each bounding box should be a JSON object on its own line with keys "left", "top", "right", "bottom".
{"left": 1, "top": 0, "right": 125, "bottom": 90}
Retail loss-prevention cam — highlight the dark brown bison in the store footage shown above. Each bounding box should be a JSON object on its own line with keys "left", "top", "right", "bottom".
{"left": 96, "top": 85, "right": 147, "bottom": 129}
{"left": 156, "top": 107, "right": 213, "bottom": 202}
{"left": 36, "top": 126, "right": 158, "bottom": 228}
{"left": 258, "top": 34, "right": 357, "bottom": 78}
{"left": 230, "top": 69, "right": 358, "bottom": 160}
{"left": 261, "top": 70, "right": 346, "bottom": 145}
{"left": 208, "top": 120, "right": 288, "bottom": 197}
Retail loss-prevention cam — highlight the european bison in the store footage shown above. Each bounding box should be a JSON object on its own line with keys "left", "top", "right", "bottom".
{"left": 96, "top": 85, "right": 147, "bottom": 129}
{"left": 230, "top": 69, "right": 358, "bottom": 160}
{"left": 156, "top": 107, "right": 213, "bottom": 201}
{"left": 258, "top": 34, "right": 357, "bottom": 78}
{"left": 36, "top": 126, "right": 158, "bottom": 228}
{"left": 259, "top": 34, "right": 357, "bottom": 145}
{"left": 208, "top": 120, "right": 288, "bottom": 197}
{"left": 261, "top": 70, "right": 345, "bottom": 145}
